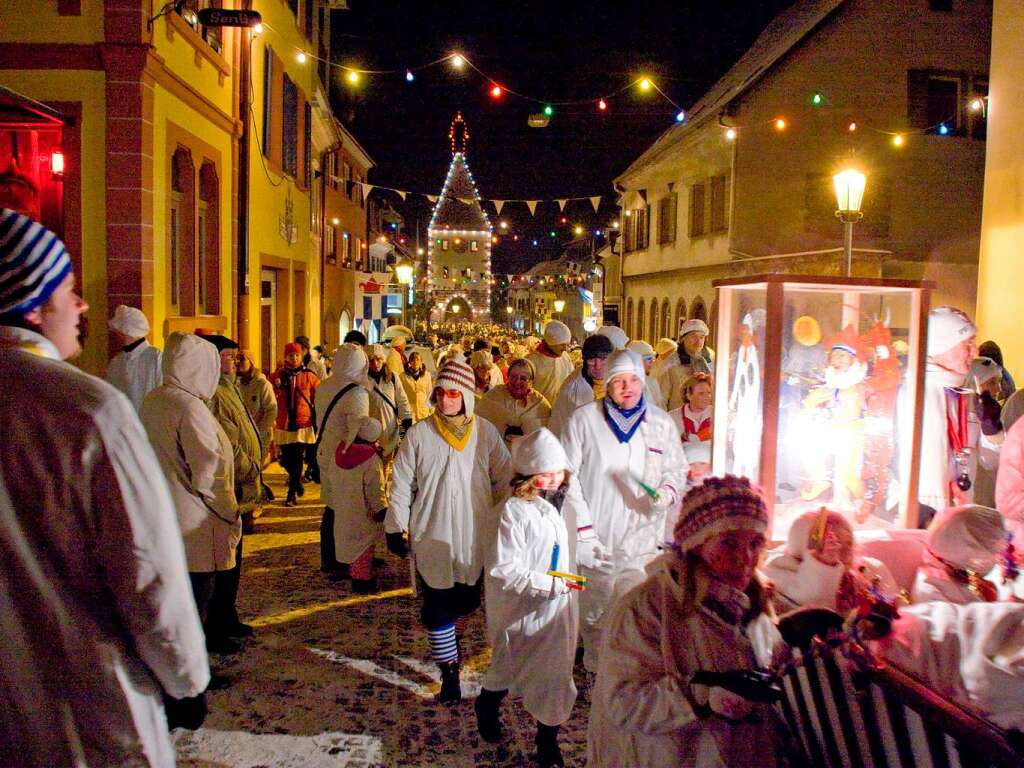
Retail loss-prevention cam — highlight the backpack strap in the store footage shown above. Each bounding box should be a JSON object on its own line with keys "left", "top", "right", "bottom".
{"left": 314, "top": 382, "right": 359, "bottom": 450}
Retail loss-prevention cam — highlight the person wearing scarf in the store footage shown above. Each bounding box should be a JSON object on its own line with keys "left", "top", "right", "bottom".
{"left": 588, "top": 475, "right": 789, "bottom": 768}
{"left": 526, "top": 320, "right": 574, "bottom": 406}
{"left": 366, "top": 344, "right": 413, "bottom": 461}
{"left": 105, "top": 304, "right": 162, "bottom": 411}
{"left": 399, "top": 349, "right": 433, "bottom": 422}
{"left": 471, "top": 348, "right": 495, "bottom": 396}
{"left": 270, "top": 342, "right": 319, "bottom": 505}
{"left": 662, "top": 319, "right": 715, "bottom": 411}
{"left": 476, "top": 357, "right": 552, "bottom": 449}
{"left": 548, "top": 333, "right": 613, "bottom": 436}
{"left": 561, "top": 348, "right": 689, "bottom": 672}
{"left": 385, "top": 358, "right": 512, "bottom": 705}
{"left": 912, "top": 504, "right": 1007, "bottom": 604}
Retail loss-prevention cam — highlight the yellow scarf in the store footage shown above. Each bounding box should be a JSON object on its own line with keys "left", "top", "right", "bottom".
{"left": 433, "top": 412, "right": 474, "bottom": 452}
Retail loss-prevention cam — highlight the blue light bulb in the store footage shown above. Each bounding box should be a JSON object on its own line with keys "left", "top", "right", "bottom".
{"left": 938, "top": 123, "right": 949, "bottom": 135}
{"left": 406, "top": 70, "right": 414, "bottom": 82}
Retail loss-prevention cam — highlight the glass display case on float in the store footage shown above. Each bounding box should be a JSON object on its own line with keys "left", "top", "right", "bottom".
{"left": 710, "top": 275, "right": 932, "bottom": 541}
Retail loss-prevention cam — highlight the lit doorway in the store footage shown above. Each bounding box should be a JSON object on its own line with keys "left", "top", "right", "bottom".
{"left": 260, "top": 269, "right": 277, "bottom": 373}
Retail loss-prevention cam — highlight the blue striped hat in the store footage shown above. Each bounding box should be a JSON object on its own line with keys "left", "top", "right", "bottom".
{"left": 0, "top": 208, "right": 73, "bottom": 318}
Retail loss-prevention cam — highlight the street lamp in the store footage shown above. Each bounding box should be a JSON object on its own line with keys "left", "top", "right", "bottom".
{"left": 833, "top": 168, "right": 866, "bottom": 276}
{"left": 553, "top": 299, "right": 566, "bottom": 314}
{"left": 395, "top": 257, "right": 414, "bottom": 285}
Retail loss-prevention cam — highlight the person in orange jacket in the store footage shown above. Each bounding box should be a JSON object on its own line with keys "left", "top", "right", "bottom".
{"left": 270, "top": 341, "right": 319, "bottom": 505}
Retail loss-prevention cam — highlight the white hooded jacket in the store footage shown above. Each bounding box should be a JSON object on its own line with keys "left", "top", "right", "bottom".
{"left": 106, "top": 339, "right": 163, "bottom": 412}
{"left": 0, "top": 325, "right": 209, "bottom": 768}
{"left": 315, "top": 345, "right": 370, "bottom": 513}
{"left": 141, "top": 332, "right": 239, "bottom": 572}
{"left": 527, "top": 347, "right": 574, "bottom": 407}
{"left": 548, "top": 369, "right": 596, "bottom": 437}
{"left": 385, "top": 415, "right": 512, "bottom": 589}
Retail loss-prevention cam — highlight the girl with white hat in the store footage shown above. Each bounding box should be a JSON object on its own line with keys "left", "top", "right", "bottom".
{"left": 476, "top": 428, "right": 578, "bottom": 768}
{"left": 588, "top": 475, "right": 788, "bottom": 768}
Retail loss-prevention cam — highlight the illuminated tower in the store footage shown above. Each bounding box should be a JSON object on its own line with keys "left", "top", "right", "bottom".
{"left": 427, "top": 113, "right": 493, "bottom": 323}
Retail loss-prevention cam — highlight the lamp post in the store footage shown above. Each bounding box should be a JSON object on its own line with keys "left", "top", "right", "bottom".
{"left": 553, "top": 298, "right": 566, "bottom": 314}
{"left": 833, "top": 169, "right": 866, "bottom": 276}
{"left": 506, "top": 304, "right": 514, "bottom": 330}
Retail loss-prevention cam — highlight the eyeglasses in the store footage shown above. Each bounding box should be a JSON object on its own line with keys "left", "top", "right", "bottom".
{"left": 441, "top": 389, "right": 462, "bottom": 398}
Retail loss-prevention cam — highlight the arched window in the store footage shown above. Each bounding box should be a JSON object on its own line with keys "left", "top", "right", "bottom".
{"left": 675, "top": 298, "right": 687, "bottom": 336}
{"left": 708, "top": 298, "right": 719, "bottom": 347}
{"left": 691, "top": 297, "right": 707, "bottom": 323}
{"left": 625, "top": 298, "right": 634, "bottom": 337}
{"left": 649, "top": 300, "right": 658, "bottom": 344}
{"left": 637, "top": 299, "right": 646, "bottom": 342}
{"left": 170, "top": 146, "right": 195, "bottom": 315}
{"left": 198, "top": 161, "right": 220, "bottom": 315}
{"left": 661, "top": 298, "right": 671, "bottom": 339}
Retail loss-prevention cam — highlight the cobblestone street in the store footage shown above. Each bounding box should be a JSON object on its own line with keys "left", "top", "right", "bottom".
{"left": 174, "top": 470, "right": 591, "bottom": 768}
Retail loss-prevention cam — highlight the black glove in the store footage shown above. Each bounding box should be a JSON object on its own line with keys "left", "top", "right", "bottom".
{"left": 386, "top": 531, "right": 408, "bottom": 557}
{"left": 163, "top": 691, "right": 208, "bottom": 730}
{"left": 977, "top": 391, "right": 1003, "bottom": 436}
{"left": 690, "top": 670, "right": 782, "bottom": 703}
{"left": 401, "top": 417, "right": 413, "bottom": 432}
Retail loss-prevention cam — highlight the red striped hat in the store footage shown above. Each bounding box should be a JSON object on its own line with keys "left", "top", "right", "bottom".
{"left": 432, "top": 358, "right": 477, "bottom": 416}
{"left": 674, "top": 475, "right": 768, "bottom": 553}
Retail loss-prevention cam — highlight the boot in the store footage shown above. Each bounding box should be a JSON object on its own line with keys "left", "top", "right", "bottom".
{"left": 285, "top": 490, "right": 297, "bottom": 507}
{"left": 535, "top": 722, "right": 564, "bottom": 768}
{"left": 474, "top": 688, "right": 507, "bottom": 743}
{"left": 437, "top": 661, "right": 462, "bottom": 704}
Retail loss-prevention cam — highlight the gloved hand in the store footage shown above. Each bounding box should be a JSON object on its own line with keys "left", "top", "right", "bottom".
{"left": 576, "top": 534, "right": 613, "bottom": 570}
{"left": 977, "top": 391, "right": 1003, "bottom": 436}
{"left": 371, "top": 508, "right": 387, "bottom": 523}
{"left": 164, "top": 691, "right": 208, "bottom": 730}
{"left": 708, "top": 686, "right": 753, "bottom": 722}
{"left": 386, "top": 531, "right": 408, "bottom": 557}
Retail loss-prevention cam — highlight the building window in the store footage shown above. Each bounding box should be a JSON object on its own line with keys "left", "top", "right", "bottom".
{"left": 195, "top": 0, "right": 223, "bottom": 53}
{"left": 658, "top": 193, "right": 677, "bottom": 244}
{"left": 325, "top": 225, "right": 337, "bottom": 264}
{"left": 197, "top": 201, "right": 208, "bottom": 311}
{"left": 649, "top": 301, "right": 658, "bottom": 344}
{"left": 198, "top": 161, "right": 220, "bottom": 315}
{"left": 661, "top": 298, "right": 671, "bottom": 338}
{"left": 675, "top": 298, "right": 687, "bottom": 335}
{"left": 689, "top": 183, "right": 706, "bottom": 238}
{"left": 343, "top": 162, "right": 352, "bottom": 199}
{"left": 262, "top": 46, "right": 274, "bottom": 158}
{"left": 636, "top": 299, "right": 646, "bottom": 342}
{"left": 908, "top": 69, "right": 988, "bottom": 138}
{"left": 326, "top": 152, "right": 338, "bottom": 189}
{"left": 691, "top": 298, "right": 707, "bottom": 323}
{"left": 281, "top": 75, "right": 298, "bottom": 177}
{"left": 303, "top": 101, "right": 312, "bottom": 188}
{"left": 441, "top": 239, "right": 449, "bottom": 251}
{"left": 287, "top": 0, "right": 298, "bottom": 17}
{"left": 304, "top": 0, "right": 314, "bottom": 40}
{"left": 710, "top": 175, "right": 729, "bottom": 233}
{"left": 625, "top": 298, "right": 634, "bottom": 337}
{"left": 969, "top": 77, "right": 988, "bottom": 139}
{"left": 356, "top": 173, "right": 364, "bottom": 208}
{"left": 470, "top": 240, "right": 479, "bottom": 252}
{"left": 170, "top": 146, "right": 195, "bottom": 316}
{"left": 635, "top": 205, "right": 650, "bottom": 250}
{"left": 169, "top": 201, "right": 181, "bottom": 310}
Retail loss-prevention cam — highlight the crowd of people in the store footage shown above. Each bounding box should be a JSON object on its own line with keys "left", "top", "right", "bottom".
{"left": 2, "top": 207, "right": 1024, "bottom": 767}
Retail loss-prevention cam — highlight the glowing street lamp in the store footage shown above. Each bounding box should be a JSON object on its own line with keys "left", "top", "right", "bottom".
{"left": 553, "top": 299, "right": 566, "bottom": 314}
{"left": 395, "top": 257, "right": 414, "bottom": 285}
{"left": 833, "top": 168, "right": 866, "bottom": 276}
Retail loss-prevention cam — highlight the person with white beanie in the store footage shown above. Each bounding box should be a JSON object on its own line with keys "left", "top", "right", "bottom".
{"left": 0, "top": 209, "right": 210, "bottom": 766}
{"left": 366, "top": 343, "right": 413, "bottom": 461}
{"left": 475, "top": 428, "right": 578, "bottom": 768}
{"left": 561, "top": 348, "right": 689, "bottom": 671}
{"left": 332, "top": 417, "right": 388, "bottom": 593}
{"left": 912, "top": 504, "right": 1007, "bottom": 604}
{"left": 918, "top": 307, "right": 1002, "bottom": 513}
{"left": 548, "top": 333, "right": 613, "bottom": 436}
{"left": 471, "top": 348, "right": 495, "bottom": 396}
{"left": 662, "top": 318, "right": 715, "bottom": 411}
{"left": 627, "top": 339, "right": 666, "bottom": 409}
{"left": 588, "top": 475, "right": 788, "bottom": 768}
{"left": 595, "top": 324, "right": 628, "bottom": 351}
{"left": 527, "top": 320, "right": 574, "bottom": 406}
{"left": 385, "top": 358, "right": 512, "bottom": 704}
{"left": 106, "top": 303, "right": 163, "bottom": 411}
{"left": 315, "top": 344, "right": 370, "bottom": 578}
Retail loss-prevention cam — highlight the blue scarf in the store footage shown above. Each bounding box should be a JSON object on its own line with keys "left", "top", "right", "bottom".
{"left": 603, "top": 393, "right": 646, "bottom": 444}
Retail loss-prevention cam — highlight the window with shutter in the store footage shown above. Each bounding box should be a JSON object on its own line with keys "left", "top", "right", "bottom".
{"left": 303, "top": 101, "right": 312, "bottom": 188}
{"left": 282, "top": 75, "right": 298, "bottom": 177}
{"left": 262, "top": 46, "right": 273, "bottom": 157}
{"left": 710, "top": 175, "right": 728, "bottom": 233}
{"left": 658, "top": 193, "right": 677, "bottom": 244}
{"left": 689, "top": 183, "right": 706, "bottom": 238}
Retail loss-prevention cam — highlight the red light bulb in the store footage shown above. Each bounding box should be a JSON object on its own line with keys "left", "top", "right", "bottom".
{"left": 598, "top": 99, "right": 607, "bottom": 111}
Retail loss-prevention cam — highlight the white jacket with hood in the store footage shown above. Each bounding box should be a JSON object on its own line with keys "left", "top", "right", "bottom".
{"left": 0, "top": 324, "right": 209, "bottom": 768}
{"left": 316, "top": 344, "right": 371, "bottom": 513}
{"left": 141, "top": 332, "right": 239, "bottom": 572}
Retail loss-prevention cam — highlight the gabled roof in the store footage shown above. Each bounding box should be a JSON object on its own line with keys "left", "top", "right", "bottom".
{"left": 429, "top": 152, "right": 491, "bottom": 232}
{"left": 618, "top": 0, "right": 846, "bottom": 182}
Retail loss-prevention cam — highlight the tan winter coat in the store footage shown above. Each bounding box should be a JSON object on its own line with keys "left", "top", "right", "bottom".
{"left": 400, "top": 367, "right": 433, "bottom": 422}
{"left": 475, "top": 384, "right": 551, "bottom": 447}
{"left": 237, "top": 368, "right": 277, "bottom": 455}
{"left": 141, "top": 333, "right": 240, "bottom": 572}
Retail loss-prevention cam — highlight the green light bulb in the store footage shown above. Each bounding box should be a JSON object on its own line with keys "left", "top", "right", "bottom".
{"left": 544, "top": 105, "right": 553, "bottom": 116}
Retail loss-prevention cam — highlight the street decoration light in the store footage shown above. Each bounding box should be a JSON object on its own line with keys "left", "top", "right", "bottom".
{"left": 395, "top": 257, "right": 414, "bottom": 285}
{"left": 833, "top": 168, "right": 866, "bottom": 276}
{"left": 553, "top": 299, "right": 566, "bottom": 314}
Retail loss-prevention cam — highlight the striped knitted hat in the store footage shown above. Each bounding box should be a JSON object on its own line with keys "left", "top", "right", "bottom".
{"left": 0, "top": 208, "right": 73, "bottom": 318}
{"left": 431, "top": 358, "right": 477, "bottom": 416}
{"left": 674, "top": 475, "right": 768, "bottom": 553}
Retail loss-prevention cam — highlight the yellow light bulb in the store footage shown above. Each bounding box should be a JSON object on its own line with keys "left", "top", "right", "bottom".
{"left": 725, "top": 127, "right": 737, "bottom": 141}
{"left": 253, "top": 22, "right": 263, "bottom": 34}
{"left": 639, "top": 78, "right": 652, "bottom": 91}
{"left": 296, "top": 51, "right": 307, "bottom": 64}
{"left": 347, "top": 70, "right": 359, "bottom": 84}
{"left": 848, "top": 121, "right": 857, "bottom": 132}
{"left": 774, "top": 117, "right": 787, "bottom": 131}
{"left": 451, "top": 54, "right": 465, "bottom": 70}
{"left": 892, "top": 134, "right": 905, "bottom": 147}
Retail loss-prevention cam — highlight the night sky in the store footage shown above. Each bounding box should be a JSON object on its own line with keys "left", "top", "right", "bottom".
{"left": 329, "top": 0, "right": 795, "bottom": 272}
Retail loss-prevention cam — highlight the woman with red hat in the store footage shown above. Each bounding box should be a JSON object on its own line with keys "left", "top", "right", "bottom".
{"left": 270, "top": 342, "right": 320, "bottom": 505}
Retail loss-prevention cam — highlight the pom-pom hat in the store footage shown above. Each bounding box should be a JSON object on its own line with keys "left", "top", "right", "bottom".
{"left": 673, "top": 475, "right": 769, "bottom": 553}
{"left": 431, "top": 358, "right": 477, "bottom": 416}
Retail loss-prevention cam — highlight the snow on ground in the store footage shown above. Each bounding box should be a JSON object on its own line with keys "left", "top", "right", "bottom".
{"left": 175, "top": 469, "right": 591, "bottom": 767}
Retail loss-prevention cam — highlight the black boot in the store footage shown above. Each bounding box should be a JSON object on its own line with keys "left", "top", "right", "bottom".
{"left": 535, "top": 722, "right": 564, "bottom": 767}
{"left": 437, "top": 661, "right": 462, "bottom": 704}
{"left": 474, "top": 688, "right": 508, "bottom": 743}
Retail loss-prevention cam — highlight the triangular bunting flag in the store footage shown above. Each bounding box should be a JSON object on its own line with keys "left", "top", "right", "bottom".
{"left": 557, "top": 199, "right": 568, "bottom": 211}
{"left": 526, "top": 200, "right": 539, "bottom": 215}
{"left": 362, "top": 184, "right": 375, "bottom": 201}
{"left": 427, "top": 194, "right": 438, "bottom": 203}
{"left": 397, "top": 190, "right": 407, "bottom": 200}
{"left": 458, "top": 197, "right": 473, "bottom": 205}
{"left": 590, "top": 196, "right": 602, "bottom": 212}
{"left": 493, "top": 200, "right": 505, "bottom": 214}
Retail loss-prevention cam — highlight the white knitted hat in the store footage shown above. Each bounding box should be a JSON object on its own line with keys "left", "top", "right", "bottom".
{"left": 596, "top": 325, "right": 628, "bottom": 350}
{"left": 366, "top": 343, "right": 388, "bottom": 360}
{"left": 927, "top": 306, "right": 976, "bottom": 357}
{"left": 655, "top": 337, "right": 678, "bottom": 356}
{"left": 674, "top": 475, "right": 768, "bottom": 553}
{"left": 626, "top": 340, "right": 655, "bottom": 359}
{"left": 543, "top": 320, "right": 571, "bottom": 346}
{"left": 470, "top": 349, "right": 493, "bottom": 368}
{"left": 511, "top": 427, "right": 568, "bottom": 476}
{"left": 109, "top": 305, "right": 150, "bottom": 338}
{"left": 604, "top": 348, "right": 646, "bottom": 386}
{"left": 431, "top": 358, "right": 477, "bottom": 417}
{"left": 679, "top": 319, "right": 709, "bottom": 339}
